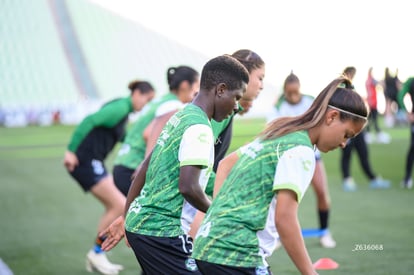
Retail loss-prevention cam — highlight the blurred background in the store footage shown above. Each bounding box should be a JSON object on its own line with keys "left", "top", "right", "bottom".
{"left": 1, "top": 1, "right": 413, "bottom": 274}
{"left": 1, "top": 0, "right": 412, "bottom": 127}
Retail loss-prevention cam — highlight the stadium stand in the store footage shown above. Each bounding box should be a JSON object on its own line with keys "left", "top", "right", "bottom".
{"left": 0, "top": 0, "right": 208, "bottom": 126}
{"left": 65, "top": 0, "right": 208, "bottom": 100}
{"left": 0, "top": 0, "right": 80, "bottom": 126}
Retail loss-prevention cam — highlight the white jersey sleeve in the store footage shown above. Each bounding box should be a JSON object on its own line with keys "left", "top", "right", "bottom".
{"left": 155, "top": 100, "right": 183, "bottom": 117}
{"left": 178, "top": 124, "right": 213, "bottom": 168}
{"left": 268, "top": 95, "right": 314, "bottom": 123}
{"left": 273, "top": 146, "right": 315, "bottom": 202}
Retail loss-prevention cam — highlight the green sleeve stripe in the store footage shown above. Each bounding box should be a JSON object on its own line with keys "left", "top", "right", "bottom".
{"left": 180, "top": 159, "right": 209, "bottom": 168}
{"left": 398, "top": 78, "right": 414, "bottom": 112}
{"left": 93, "top": 98, "right": 132, "bottom": 128}
{"left": 67, "top": 98, "right": 132, "bottom": 152}
{"left": 273, "top": 183, "right": 303, "bottom": 203}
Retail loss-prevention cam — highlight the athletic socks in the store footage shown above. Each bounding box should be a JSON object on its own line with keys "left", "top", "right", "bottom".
{"left": 93, "top": 235, "right": 107, "bottom": 254}
{"left": 318, "top": 209, "right": 329, "bottom": 230}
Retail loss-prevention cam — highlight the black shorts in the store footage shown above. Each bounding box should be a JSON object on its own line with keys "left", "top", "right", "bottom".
{"left": 69, "top": 158, "right": 108, "bottom": 192}
{"left": 113, "top": 165, "right": 135, "bottom": 196}
{"left": 196, "top": 259, "right": 272, "bottom": 275}
{"left": 125, "top": 231, "right": 201, "bottom": 274}
{"left": 384, "top": 90, "right": 398, "bottom": 102}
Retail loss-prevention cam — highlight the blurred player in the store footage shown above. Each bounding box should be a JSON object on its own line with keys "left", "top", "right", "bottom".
{"left": 113, "top": 66, "right": 199, "bottom": 196}
{"left": 398, "top": 76, "right": 414, "bottom": 188}
{"left": 341, "top": 67, "right": 390, "bottom": 191}
{"left": 63, "top": 80, "right": 155, "bottom": 275}
{"left": 267, "top": 72, "right": 336, "bottom": 248}
{"left": 189, "top": 49, "right": 265, "bottom": 238}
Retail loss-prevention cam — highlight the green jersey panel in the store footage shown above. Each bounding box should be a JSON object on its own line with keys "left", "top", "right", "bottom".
{"left": 211, "top": 115, "right": 233, "bottom": 140}
{"left": 125, "top": 104, "right": 214, "bottom": 237}
{"left": 68, "top": 97, "right": 132, "bottom": 152}
{"left": 114, "top": 93, "right": 180, "bottom": 169}
{"left": 193, "top": 131, "right": 315, "bottom": 268}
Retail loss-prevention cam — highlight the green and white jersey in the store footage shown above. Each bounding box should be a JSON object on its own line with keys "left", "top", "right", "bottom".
{"left": 125, "top": 104, "right": 214, "bottom": 237}
{"left": 192, "top": 131, "right": 315, "bottom": 268}
{"left": 114, "top": 93, "right": 182, "bottom": 169}
{"left": 267, "top": 94, "right": 314, "bottom": 123}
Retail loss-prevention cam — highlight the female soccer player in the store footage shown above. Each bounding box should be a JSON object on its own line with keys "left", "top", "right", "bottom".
{"left": 188, "top": 49, "right": 265, "bottom": 238}
{"left": 100, "top": 55, "right": 250, "bottom": 274}
{"left": 365, "top": 67, "right": 391, "bottom": 143}
{"left": 63, "top": 80, "right": 155, "bottom": 275}
{"left": 267, "top": 72, "right": 336, "bottom": 248}
{"left": 113, "top": 66, "right": 199, "bottom": 196}
{"left": 211, "top": 49, "right": 265, "bottom": 170}
{"left": 398, "top": 76, "right": 414, "bottom": 189}
{"left": 193, "top": 76, "right": 369, "bottom": 275}
{"left": 341, "top": 66, "right": 390, "bottom": 191}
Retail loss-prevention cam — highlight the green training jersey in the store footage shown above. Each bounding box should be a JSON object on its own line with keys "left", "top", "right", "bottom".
{"left": 210, "top": 104, "right": 243, "bottom": 140}
{"left": 398, "top": 77, "right": 414, "bottom": 112}
{"left": 192, "top": 131, "right": 315, "bottom": 268}
{"left": 125, "top": 104, "right": 214, "bottom": 237}
{"left": 67, "top": 97, "right": 133, "bottom": 153}
{"left": 114, "top": 93, "right": 181, "bottom": 169}
{"left": 211, "top": 115, "right": 233, "bottom": 140}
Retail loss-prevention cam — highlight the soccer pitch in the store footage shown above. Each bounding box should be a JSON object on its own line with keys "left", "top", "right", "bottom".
{"left": 0, "top": 118, "right": 413, "bottom": 274}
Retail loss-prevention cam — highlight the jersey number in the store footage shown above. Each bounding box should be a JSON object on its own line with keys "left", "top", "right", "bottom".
{"left": 178, "top": 235, "right": 193, "bottom": 254}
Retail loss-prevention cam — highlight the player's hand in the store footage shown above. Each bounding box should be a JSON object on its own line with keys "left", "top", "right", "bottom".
{"left": 63, "top": 151, "right": 78, "bottom": 172}
{"left": 99, "top": 216, "right": 128, "bottom": 251}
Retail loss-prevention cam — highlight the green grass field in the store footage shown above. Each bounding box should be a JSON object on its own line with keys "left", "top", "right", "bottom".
{"left": 1, "top": 118, "right": 413, "bottom": 274}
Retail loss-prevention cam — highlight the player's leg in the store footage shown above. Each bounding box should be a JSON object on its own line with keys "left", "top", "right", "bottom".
{"left": 69, "top": 159, "right": 125, "bottom": 275}
{"left": 341, "top": 140, "right": 356, "bottom": 191}
{"left": 353, "top": 134, "right": 390, "bottom": 189}
{"left": 112, "top": 164, "right": 135, "bottom": 196}
{"left": 311, "top": 159, "right": 336, "bottom": 248}
{"left": 365, "top": 112, "right": 374, "bottom": 144}
{"left": 88, "top": 175, "right": 126, "bottom": 274}
{"left": 384, "top": 98, "right": 395, "bottom": 128}
{"left": 372, "top": 109, "right": 391, "bottom": 144}
{"left": 91, "top": 175, "right": 126, "bottom": 237}
{"left": 353, "top": 133, "right": 375, "bottom": 179}
{"left": 372, "top": 109, "right": 380, "bottom": 133}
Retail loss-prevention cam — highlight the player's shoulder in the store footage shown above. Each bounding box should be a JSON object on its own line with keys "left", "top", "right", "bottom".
{"left": 302, "top": 94, "right": 315, "bottom": 101}
{"left": 155, "top": 100, "right": 183, "bottom": 117}
{"left": 97, "top": 97, "right": 130, "bottom": 114}
{"left": 278, "top": 131, "right": 313, "bottom": 148}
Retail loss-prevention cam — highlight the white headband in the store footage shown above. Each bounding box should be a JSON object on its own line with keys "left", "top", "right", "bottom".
{"left": 328, "top": 105, "right": 367, "bottom": 120}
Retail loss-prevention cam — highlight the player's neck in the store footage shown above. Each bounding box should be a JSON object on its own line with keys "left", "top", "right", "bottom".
{"left": 192, "top": 92, "right": 214, "bottom": 120}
